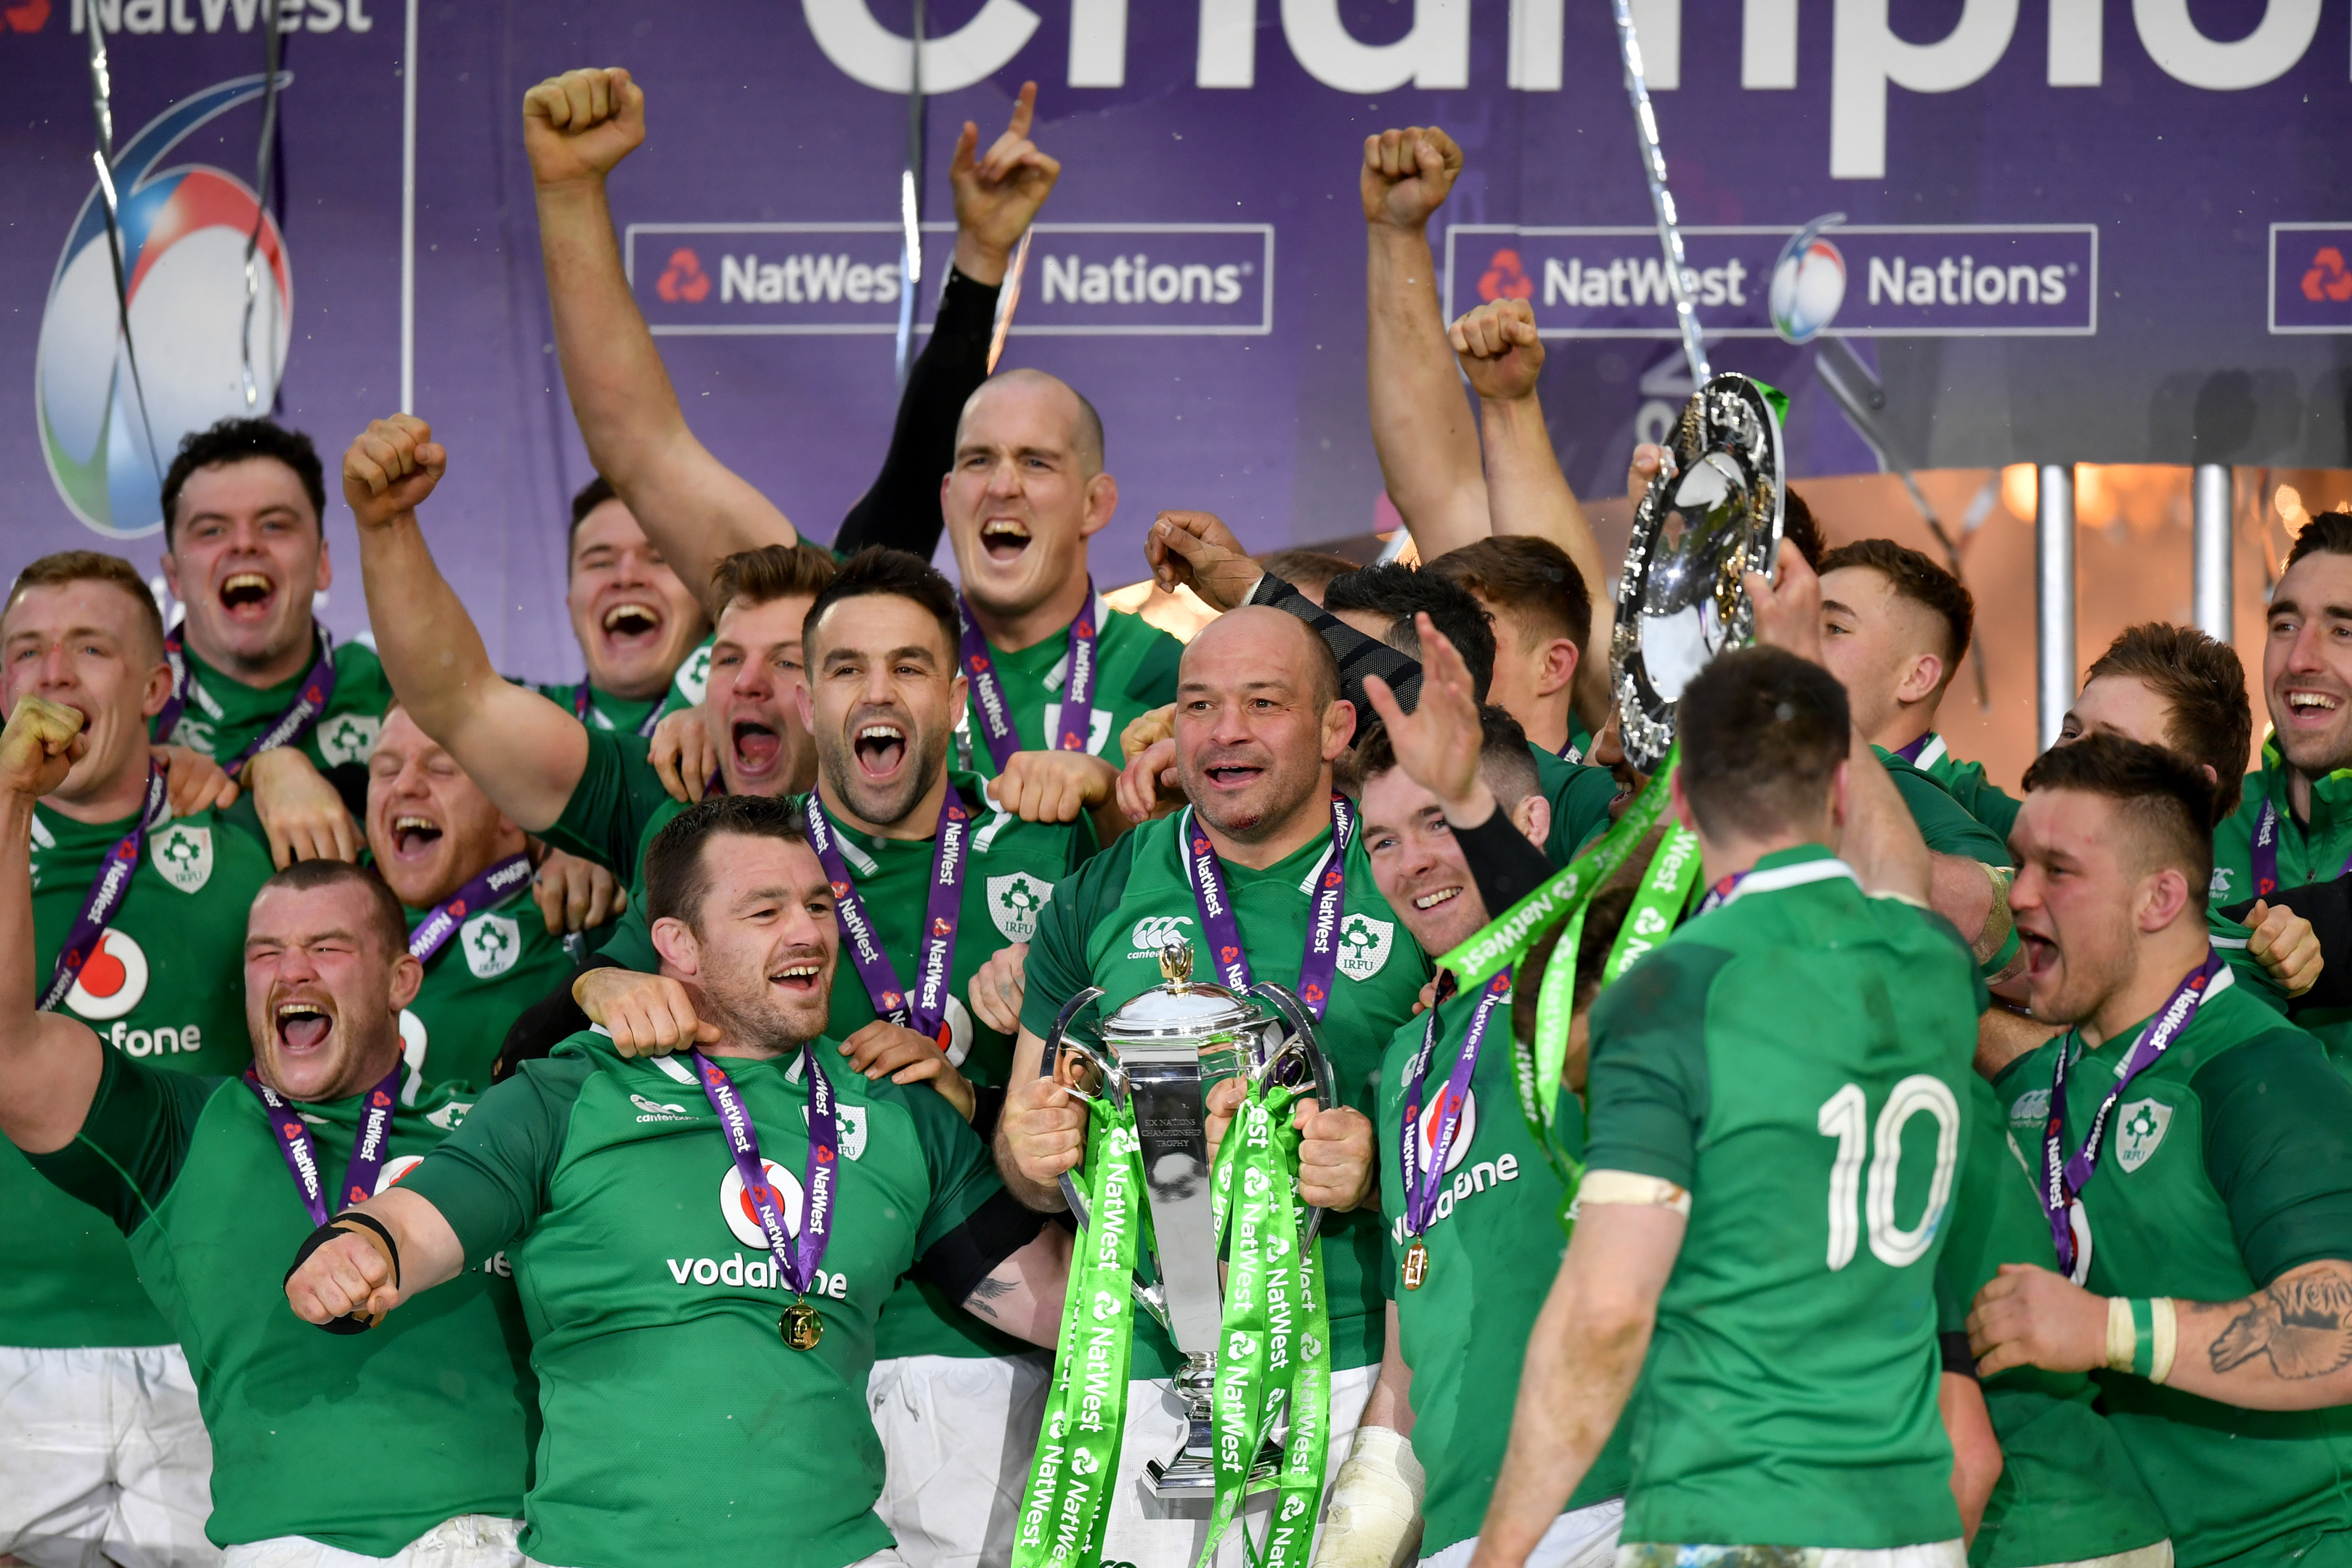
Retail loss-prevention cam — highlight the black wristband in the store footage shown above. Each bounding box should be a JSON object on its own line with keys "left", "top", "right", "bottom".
{"left": 331, "top": 1210, "right": 402, "bottom": 1288}
{"left": 969, "top": 1082, "right": 1007, "bottom": 1146}
{"left": 284, "top": 1214, "right": 399, "bottom": 1336}
{"left": 1940, "top": 1329, "right": 1979, "bottom": 1381}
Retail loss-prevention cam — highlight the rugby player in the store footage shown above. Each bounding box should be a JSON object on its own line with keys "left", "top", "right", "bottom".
{"left": 1003, "top": 605, "right": 1418, "bottom": 1567}
{"left": 1972, "top": 734, "right": 2352, "bottom": 1565}
{"left": 285, "top": 794, "right": 1075, "bottom": 1568}
{"left": 0, "top": 694, "right": 533, "bottom": 1566}
{"left": 0, "top": 553, "right": 279, "bottom": 1567}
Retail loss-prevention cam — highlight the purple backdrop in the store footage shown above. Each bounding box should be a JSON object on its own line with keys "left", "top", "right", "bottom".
{"left": 4, "top": 0, "right": 2348, "bottom": 677}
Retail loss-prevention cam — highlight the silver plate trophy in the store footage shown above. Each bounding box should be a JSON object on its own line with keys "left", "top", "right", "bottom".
{"left": 1612, "top": 373, "right": 1788, "bottom": 772}
{"left": 1042, "top": 940, "right": 1337, "bottom": 1498}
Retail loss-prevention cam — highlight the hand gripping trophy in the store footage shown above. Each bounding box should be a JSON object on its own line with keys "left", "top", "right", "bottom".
{"left": 1013, "top": 939, "right": 1340, "bottom": 1568}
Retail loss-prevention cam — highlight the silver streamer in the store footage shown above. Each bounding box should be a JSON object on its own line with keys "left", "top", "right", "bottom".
{"left": 894, "top": 0, "right": 928, "bottom": 388}
{"left": 1608, "top": 0, "right": 1709, "bottom": 386}
{"left": 239, "top": 0, "right": 287, "bottom": 410}
{"left": 83, "top": 10, "right": 163, "bottom": 486}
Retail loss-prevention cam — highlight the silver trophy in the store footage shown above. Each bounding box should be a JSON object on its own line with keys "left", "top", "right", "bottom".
{"left": 1614, "top": 372, "right": 1788, "bottom": 772}
{"left": 1041, "top": 940, "right": 1336, "bottom": 1497}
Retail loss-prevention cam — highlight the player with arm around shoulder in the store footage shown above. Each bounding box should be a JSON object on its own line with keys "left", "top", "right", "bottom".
{"left": 286, "top": 794, "right": 1071, "bottom": 1568}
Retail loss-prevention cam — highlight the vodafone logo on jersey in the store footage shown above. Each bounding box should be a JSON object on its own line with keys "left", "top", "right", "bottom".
{"left": 66, "top": 928, "right": 149, "bottom": 1021}
{"left": 720, "top": 1158, "right": 805, "bottom": 1249}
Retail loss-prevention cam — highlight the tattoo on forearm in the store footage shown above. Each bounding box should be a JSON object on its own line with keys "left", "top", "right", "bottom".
{"left": 2211, "top": 1266, "right": 2352, "bottom": 1379}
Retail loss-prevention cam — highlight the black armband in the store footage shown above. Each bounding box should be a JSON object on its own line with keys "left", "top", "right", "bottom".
{"left": 285, "top": 1213, "right": 402, "bottom": 1336}
{"left": 917, "top": 1188, "right": 1049, "bottom": 1307}
{"left": 969, "top": 1082, "right": 1007, "bottom": 1146}
{"left": 1453, "top": 803, "right": 1560, "bottom": 915}
{"left": 1940, "top": 1330, "right": 1979, "bottom": 1380}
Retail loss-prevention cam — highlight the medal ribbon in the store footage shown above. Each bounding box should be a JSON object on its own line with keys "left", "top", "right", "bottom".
{"left": 1598, "top": 826, "right": 1703, "bottom": 984}
{"left": 1435, "top": 751, "right": 1676, "bottom": 992}
{"left": 806, "top": 788, "right": 971, "bottom": 1042}
{"left": 243, "top": 1063, "right": 404, "bottom": 1225}
{"left": 1401, "top": 970, "right": 1510, "bottom": 1241}
{"left": 1180, "top": 798, "right": 1352, "bottom": 1018}
{"left": 1200, "top": 1075, "right": 1331, "bottom": 1568}
{"left": 958, "top": 586, "right": 1101, "bottom": 772}
{"left": 573, "top": 679, "right": 664, "bottom": 740}
{"left": 1013, "top": 1096, "right": 1147, "bottom": 1568}
{"left": 1890, "top": 732, "right": 1935, "bottom": 766}
{"left": 407, "top": 852, "right": 534, "bottom": 963}
{"left": 2040, "top": 950, "right": 2223, "bottom": 1283}
{"left": 690, "top": 1045, "right": 837, "bottom": 1296}
{"left": 38, "top": 764, "right": 168, "bottom": 1013}
{"left": 158, "top": 628, "right": 338, "bottom": 777}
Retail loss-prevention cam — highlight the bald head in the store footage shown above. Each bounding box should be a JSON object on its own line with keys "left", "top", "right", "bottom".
{"left": 1185, "top": 605, "right": 1340, "bottom": 712}
{"left": 958, "top": 369, "right": 1104, "bottom": 477}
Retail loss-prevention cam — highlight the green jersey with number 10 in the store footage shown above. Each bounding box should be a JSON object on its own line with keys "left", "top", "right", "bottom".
{"left": 1584, "top": 846, "right": 1984, "bottom": 1551}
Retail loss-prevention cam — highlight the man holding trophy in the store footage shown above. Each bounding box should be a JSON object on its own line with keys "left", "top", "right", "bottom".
{"left": 1000, "top": 605, "right": 1428, "bottom": 1568}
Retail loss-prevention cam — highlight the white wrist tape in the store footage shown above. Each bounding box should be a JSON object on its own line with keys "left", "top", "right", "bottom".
{"left": 1579, "top": 1169, "right": 1692, "bottom": 1216}
{"left": 2106, "top": 1296, "right": 2135, "bottom": 1373}
{"left": 1312, "top": 1426, "right": 1425, "bottom": 1568}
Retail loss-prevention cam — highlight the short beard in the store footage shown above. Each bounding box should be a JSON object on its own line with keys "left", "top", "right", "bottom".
{"left": 823, "top": 727, "right": 948, "bottom": 829}
{"left": 696, "top": 967, "right": 823, "bottom": 1058}
{"left": 2275, "top": 720, "right": 2352, "bottom": 782}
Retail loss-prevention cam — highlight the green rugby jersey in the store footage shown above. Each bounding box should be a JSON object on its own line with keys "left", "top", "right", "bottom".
{"left": 1905, "top": 733, "right": 2022, "bottom": 843}
{"left": 1531, "top": 745, "right": 1617, "bottom": 865}
{"left": 1375, "top": 985, "right": 1630, "bottom": 1555}
{"left": 1996, "top": 974, "right": 2352, "bottom": 1567}
{"left": 530, "top": 679, "right": 662, "bottom": 741}
{"left": 402, "top": 881, "right": 577, "bottom": 1097}
{"left": 1935, "top": 1077, "right": 2168, "bottom": 1568}
{"left": 1584, "top": 845, "right": 1982, "bottom": 1549}
{"left": 26, "top": 1047, "right": 534, "bottom": 1554}
{"left": 160, "top": 634, "right": 396, "bottom": 780}
{"left": 799, "top": 780, "right": 1090, "bottom": 1363}
{"left": 1019, "top": 809, "right": 1432, "bottom": 1379}
{"left": 1, "top": 799, "right": 276, "bottom": 1349}
{"left": 1874, "top": 745, "right": 2012, "bottom": 867}
{"left": 652, "top": 635, "right": 713, "bottom": 722}
{"left": 542, "top": 726, "right": 687, "bottom": 894}
{"left": 953, "top": 601, "right": 1183, "bottom": 782}
{"left": 2212, "top": 741, "right": 2352, "bottom": 1052}
{"left": 401, "top": 1032, "right": 1011, "bottom": 1568}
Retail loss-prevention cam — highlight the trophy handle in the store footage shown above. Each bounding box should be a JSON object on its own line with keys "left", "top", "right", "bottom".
{"left": 1041, "top": 987, "right": 1111, "bottom": 1225}
{"left": 1245, "top": 981, "right": 1340, "bottom": 1249}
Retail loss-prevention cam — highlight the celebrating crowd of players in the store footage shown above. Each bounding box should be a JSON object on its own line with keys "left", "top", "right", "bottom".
{"left": 6, "top": 70, "right": 2352, "bottom": 1568}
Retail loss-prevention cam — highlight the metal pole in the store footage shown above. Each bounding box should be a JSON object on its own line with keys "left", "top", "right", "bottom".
{"left": 399, "top": 0, "right": 418, "bottom": 411}
{"left": 2193, "top": 464, "right": 2234, "bottom": 642}
{"left": 2036, "top": 465, "right": 2077, "bottom": 751}
{"left": 1608, "top": 0, "right": 1707, "bottom": 386}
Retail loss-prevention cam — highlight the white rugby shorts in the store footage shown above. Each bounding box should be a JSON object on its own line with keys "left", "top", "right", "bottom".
{"left": 0, "top": 1343, "right": 215, "bottom": 1568}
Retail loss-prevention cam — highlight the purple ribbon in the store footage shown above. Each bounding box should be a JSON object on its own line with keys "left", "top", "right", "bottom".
{"left": 1557, "top": 737, "right": 1584, "bottom": 765}
{"left": 691, "top": 1046, "right": 836, "bottom": 1296}
{"left": 157, "top": 628, "right": 339, "bottom": 777}
{"left": 37, "top": 764, "right": 168, "bottom": 1013}
{"left": 1890, "top": 732, "right": 1936, "bottom": 766}
{"left": 956, "top": 586, "right": 1100, "bottom": 772}
{"left": 2040, "top": 950, "right": 2224, "bottom": 1283}
{"left": 805, "top": 787, "right": 969, "bottom": 1042}
{"left": 243, "top": 1063, "right": 405, "bottom": 1225}
{"left": 407, "top": 852, "right": 535, "bottom": 963}
{"left": 1180, "top": 795, "right": 1352, "bottom": 1018}
{"left": 573, "top": 680, "right": 664, "bottom": 740}
{"left": 1400, "top": 968, "right": 1510, "bottom": 1238}
{"left": 2247, "top": 793, "right": 2352, "bottom": 899}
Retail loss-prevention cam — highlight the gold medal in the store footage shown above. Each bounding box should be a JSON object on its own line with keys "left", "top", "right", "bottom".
{"left": 780, "top": 1302, "right": 824, "bottom": 1350}
{"left": 1401, "top": 1239, "right": 1429, "bottom": 1291}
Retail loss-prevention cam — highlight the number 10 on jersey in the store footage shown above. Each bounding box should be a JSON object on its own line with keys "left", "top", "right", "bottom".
{"left": 1816, "top": 1077, "right": 1961, "bottom": 1272}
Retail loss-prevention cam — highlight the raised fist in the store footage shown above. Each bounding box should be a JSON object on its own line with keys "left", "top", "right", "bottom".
{"left": 342, "top": 415, "right": 446, "bottom": 534}
{"left": 523, "top": 67, "right": 646, "bottom": 188}
{"left": 1361, "top": 126, "right": 1462, "bottom": 230}
{"left": 951, "top": 81, "right": 1060, "bottom": 286}
{"left": 1450, "top": 297, "right": 1544, "bottom": 403}
{"left": 0, "top": 698, "right": 85, "bottom": 802}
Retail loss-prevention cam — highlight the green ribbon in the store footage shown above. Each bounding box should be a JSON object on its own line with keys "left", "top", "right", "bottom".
{"left": 1751, "top": 377, "right": 1791, "bottom": 426}
{"left": 1434, "top": 751, "right": 1679, "bottom": 992}
{"left": 1600, "top": 825, "right": 1704, "bottom": 984}
{"left": 1198, "top": 1078, "right": 1332, "bottom": 1568}
{"left": 1014, "top": 1096, "right": 1148, "bottom": 1568}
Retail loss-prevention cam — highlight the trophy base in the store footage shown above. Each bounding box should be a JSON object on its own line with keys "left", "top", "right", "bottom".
{"left": 1143, "top": 1437, "right": 1285, "bottom": 1499}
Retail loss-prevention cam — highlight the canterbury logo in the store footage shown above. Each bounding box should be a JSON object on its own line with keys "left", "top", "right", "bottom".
{"left": 1130, "top": 915, "right": 1194, "bottom": 951}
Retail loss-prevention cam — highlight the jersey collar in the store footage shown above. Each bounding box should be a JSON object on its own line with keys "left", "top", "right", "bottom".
{"left": 2073, "top": 957, "right": 2235, "bottom": 1066}
{"left": 1714, "top": 844, "right": 1857, "bottom": 910}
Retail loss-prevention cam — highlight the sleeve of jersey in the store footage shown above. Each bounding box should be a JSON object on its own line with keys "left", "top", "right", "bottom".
{"left": 1245, "top": 575, "right": 1423, "bottom": 713}
{"left": 903, "top": 1086, "right": 1046, "bottom": 1302}
{"left": 1887, "top": 763, "right": 2012, "bottom": 867}
{"left": 329, "top": 640, "right": 395, "bottom": 718}
{"left": 399, "top": 1052, "right": 597, "bottom": 1263}
{"left": 1017, "top": 840, "right": 1132, "bottom": 1042}
{"left": 1581, "top": 944, "right": 1730, "bottom": 1189}
{"left": 542, "top": 729, "right": 669, "bottom": 885}
{"left": 1126, "top": 625, "right": 1185, "bottom": 709}
{"left": 832, "top": 266, "right": 999, "bottom": 560}
{"left": 26, "top": 1045, "right": 213, "bottom": 1236}
{"left": 2194, "top": 1027, "right": 2352, "bottom": 1285}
